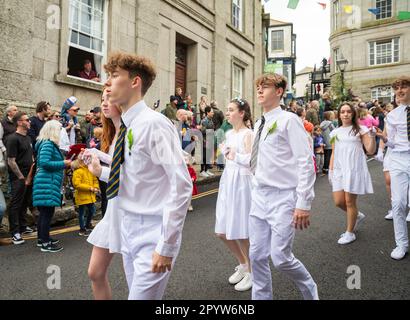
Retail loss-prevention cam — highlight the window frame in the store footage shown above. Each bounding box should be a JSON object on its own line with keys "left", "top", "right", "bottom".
{"left": 232, "top": 0, "right": 243, "bottom": 32}
{"left": 68, "top": 0, "right": 109, "bottom": 83}
{"left": 333, "top": 0, "right": 339, "bottom": 31}
{"left": 375, "top": 0, "right": 392, "bottom": 20}
{"left": 232, "top": 63, "right": 244, "bottom": 100}
{"left": 271, "top": 30, "right": 284, "bottom": 52}
{"left": 368, "top": 37, "right": 400, "bottom": 67}
{"left": 371, "top": 86, "right": 394, "bottom": 101}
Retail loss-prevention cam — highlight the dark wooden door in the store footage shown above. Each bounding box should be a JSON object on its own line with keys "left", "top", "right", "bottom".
{"left": 175, "top": 43, "right": 187, "bottom": 96}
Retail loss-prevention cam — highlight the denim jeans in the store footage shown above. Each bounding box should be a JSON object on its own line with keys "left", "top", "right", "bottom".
{"left": 0, "top": 189, "right": 6, "bottom": 225}
{"left": 78, "top": 203, "right": 96, "bottom": 230}
{"left": 37, "top": 206, "right": 55, "bottom": 243}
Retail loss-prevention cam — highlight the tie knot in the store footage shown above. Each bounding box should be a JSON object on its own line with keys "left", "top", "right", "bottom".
{"left": 260, "top": 116, "right": 266, "bottom": 125}
{"left": 120, "top": 119, "right": 127, "bottom": 128}
{"left": 407, "top": 106, "right": 410, "bottom": 112}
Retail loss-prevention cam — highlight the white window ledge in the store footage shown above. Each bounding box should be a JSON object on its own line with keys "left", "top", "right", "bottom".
{"left": 54, "top": 74, "right": 104, "bottom": 92}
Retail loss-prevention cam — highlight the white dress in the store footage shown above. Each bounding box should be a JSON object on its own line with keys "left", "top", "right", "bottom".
{"left": 87, "top": 139, "right": 123, "bottom": 253}
{"left": 215, "top": 128, "right": 254, "bottom": 240}
{"left": 330, "top": 125, "right": 373, "bottom": 194}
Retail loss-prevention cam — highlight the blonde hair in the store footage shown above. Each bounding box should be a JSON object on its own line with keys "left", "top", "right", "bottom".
{"left": 37, "top": 120, "right": 62, "bottom": 145}
{"left": 93, "top": 127, "right": 103, "bottom": 139}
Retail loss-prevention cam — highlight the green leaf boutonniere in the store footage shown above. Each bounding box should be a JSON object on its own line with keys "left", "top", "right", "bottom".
{"left": 127, "top": 129, "right": 134, "bottom": 155}
{"left": 264, "top": 121, "right": 278, "bottom": 141}
{"left": 330, "top": 135, "right": 339, "bottom": 145}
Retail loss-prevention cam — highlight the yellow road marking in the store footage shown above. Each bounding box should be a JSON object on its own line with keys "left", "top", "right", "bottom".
{"left": 0, "top": 188, "right": 219, "bottom": 246}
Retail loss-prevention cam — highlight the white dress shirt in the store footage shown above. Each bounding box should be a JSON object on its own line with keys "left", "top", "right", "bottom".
{"left": 253, "top": 106, "right": 316, "bottom": 210}
{"left": 117, "top": 100, "right": 192, "bottom": 257}
{"left": 386, "top": 104, "right": 410, "bottom": 152}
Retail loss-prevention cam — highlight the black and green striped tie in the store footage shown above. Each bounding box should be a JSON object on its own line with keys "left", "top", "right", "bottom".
{"left": 407, "top": 106, "right": 410, "bottom": 142}
{"left": 106, "top": 120, "right": 127, "bottom": 200}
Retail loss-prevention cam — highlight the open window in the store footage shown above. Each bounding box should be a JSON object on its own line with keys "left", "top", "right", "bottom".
{"left": 68, "top": 0, "right": 107, "bottom": 83}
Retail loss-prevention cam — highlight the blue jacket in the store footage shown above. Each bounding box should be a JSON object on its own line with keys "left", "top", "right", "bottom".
{"left": 33, "top": 140, "right": 65, "bottom": 207}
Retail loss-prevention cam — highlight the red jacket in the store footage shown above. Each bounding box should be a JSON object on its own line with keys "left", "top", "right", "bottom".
{"left": 188, "top": 166, "right": 198, "bottom": 196}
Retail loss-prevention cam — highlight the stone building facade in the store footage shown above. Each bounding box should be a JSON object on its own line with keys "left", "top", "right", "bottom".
{"left": 0, "top": 0, "right": 264, "bottom": 119}
{"left": 330, "top": 0, "right": 410, "bottom": 102}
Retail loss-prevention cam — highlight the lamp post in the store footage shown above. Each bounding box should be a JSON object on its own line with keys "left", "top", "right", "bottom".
{"left": 336, "top": 56, "right": 348, "bottom": 100}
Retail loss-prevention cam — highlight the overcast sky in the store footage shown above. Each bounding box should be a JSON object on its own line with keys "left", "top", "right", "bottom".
{"left": 264, "top": 0, "right": 331, "bottom": 73}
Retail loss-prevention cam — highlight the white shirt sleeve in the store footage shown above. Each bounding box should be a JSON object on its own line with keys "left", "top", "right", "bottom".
{"left": 150, "top": 121, "right": 193, "bottom": 257}
{"left": 0, "top": 123, "right": 6, "bottom": 152}
{"left": 100, "top": 166, "right": 111, "bottom": 183}
{"left": 385, "top": 114, "right": 397, "bottom": 149}
{"left": 286, "top": 117, "right": 316, "bottom": 210}
{"left": 232, "top": 130, "right": 254, "bottom": 167}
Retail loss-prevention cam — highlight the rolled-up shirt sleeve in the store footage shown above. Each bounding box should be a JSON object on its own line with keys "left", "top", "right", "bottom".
{"left": 287, "top": 117, "right": 316, "bottom": 210}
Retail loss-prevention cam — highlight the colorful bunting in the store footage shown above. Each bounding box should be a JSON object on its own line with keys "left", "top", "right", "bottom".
{"left": 287, "top": 0, "right": 300, "bottom": 10}
{"left": 344, "top": 5, "right": 353, "bottom": 14}
{"left": 317, "top": 2, "right": 327, "bottom": 10}
{"left": 368, "top": 8, "right": 380, "bottom": 16}
{"left": 398, "top": 11, "right": 410, "bottom": 21}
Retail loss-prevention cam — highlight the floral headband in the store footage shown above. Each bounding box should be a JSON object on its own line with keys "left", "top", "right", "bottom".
{"left": 233, "top": 98, "right": 246, "bottom": 107}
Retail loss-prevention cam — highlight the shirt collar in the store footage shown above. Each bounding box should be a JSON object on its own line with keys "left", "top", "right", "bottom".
{"left": 121, "top": 100, "right": 147, "bottom": 127}
{"left": 263, "top": 106, "right": 283, "bottom": 122}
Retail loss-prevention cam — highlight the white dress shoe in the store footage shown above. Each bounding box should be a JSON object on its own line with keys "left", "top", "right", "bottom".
{"left": 385, "top": 210, "right": 393, "bottom": 220}
{"left": 234, "top": 272, "right": 252, "bottom": 291}
{"left": 390, "top": 247, "right": 408, "bottom": 260}
{"left": 338, "top": 232, "right": 356, "bottom": 245}
{"left": 228, "top": 265, "right": 246, "bottom": 285}
{"left": 353, "top": 212, "right": 365, "bottom": 231}
{"left": 206, "top": 170, "right": 215, "bottom": 176}
{"left": 188, "top": 205, "right": 193, "bottom": 212}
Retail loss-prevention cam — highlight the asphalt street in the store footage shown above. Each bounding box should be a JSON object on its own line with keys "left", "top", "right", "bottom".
{"left": 0, "top": 160, "right": 409, "bottom": 300}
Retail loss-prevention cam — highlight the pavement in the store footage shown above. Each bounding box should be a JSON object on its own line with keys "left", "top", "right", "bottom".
{"left": 0, "top": 161, "right": 410, "bottom": 300}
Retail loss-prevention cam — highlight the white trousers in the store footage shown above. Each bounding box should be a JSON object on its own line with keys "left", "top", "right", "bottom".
{"left": 249, "top": 187, "right": 318, "bottom": 300}
{"left": 121, "top": 213, "right": 180, "bottom": 300}
{"left": 389, "top": 151, "right": 410, "bottom": 250}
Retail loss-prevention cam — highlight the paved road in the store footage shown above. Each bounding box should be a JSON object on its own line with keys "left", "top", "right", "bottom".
{"left": 0, "top": 161, "right": 409, "bottom": 300}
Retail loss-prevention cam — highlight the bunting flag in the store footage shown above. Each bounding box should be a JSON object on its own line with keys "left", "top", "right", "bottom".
{"left": 287, "top": 0, "right": 300, "bottom": 9}
{"left": 317, "top": 2, "right": 327, "bottom": 10}
{"left": 344, "top": 5, "right": 353, "bottom": 14}
{"left": 398, "top": 11, "right": 410, "bottom": 21}
{"left": 368, "top": 8, "right": 380, "bottom": 16}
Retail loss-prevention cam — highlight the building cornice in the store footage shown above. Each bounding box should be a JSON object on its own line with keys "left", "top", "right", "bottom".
{"left": 226, "top": 37, "right": 255, "bottom": 58}
{"left": 162, "top": 0, "right": 215, "bottom": 32}
{"left": 329, "top": 18, "right": 409, "bottom": 42}
{"left": 330, "top": 61, "right": 410, "bottom": 76}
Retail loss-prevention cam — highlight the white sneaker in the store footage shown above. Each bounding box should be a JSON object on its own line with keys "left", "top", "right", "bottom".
{"left": 199, "top": 171, "right": 209, "bottom": 178}
{"left": 188, "top": 205, "right": 193, "bottom": 212}
{"left": 390, "top": 247, "right": 408, "bottom": 260}
{"left": 353, "top": 212, "right": 365, "bottom": 231}
{"left": 234, "top": 272, "right": 252, "bottom": 291}
{"left": 406, "top": 211, "right": 410, "bottom": 222}
{"left": 206, "top": 170, "right": 215, "bottom": 176}
{"left": 228, "top": 265, "right": 246, "bottom": 285}
{"left": 337, "top": 232, "right": 356, "bottom": 245}
{"left": 385, "top": 210, "right": 393, "bottom": 220}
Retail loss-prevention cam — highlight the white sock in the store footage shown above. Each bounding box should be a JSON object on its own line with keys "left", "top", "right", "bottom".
{"left": 240, "top": 263, "right": 249, "bottom": 272}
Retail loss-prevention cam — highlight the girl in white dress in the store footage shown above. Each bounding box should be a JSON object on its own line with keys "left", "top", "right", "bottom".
{"left": 215, "top": 98, "right": 254, "bottom": 292}
{"left": 329, "top": 102, "right": 376, "bottom": 245}
{"left": 86, "top": 89, "right": 122, "bottom": 299}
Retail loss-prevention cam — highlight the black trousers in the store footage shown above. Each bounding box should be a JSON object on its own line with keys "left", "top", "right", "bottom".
{"left": 98, "top": 179, "right": 107, "bottom": 217}
{"left": 37, "top": 206, "right": 55, "bottom": 243}
{"left": 8, "top": 179, "right": 31, "bottom": 235}
{"left": 323, "top": 149, "right": 333, "bottom": 173}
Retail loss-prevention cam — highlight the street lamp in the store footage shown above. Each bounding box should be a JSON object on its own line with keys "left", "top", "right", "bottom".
{"left": 336, "top": 56, "right": 349, "bottom": 100}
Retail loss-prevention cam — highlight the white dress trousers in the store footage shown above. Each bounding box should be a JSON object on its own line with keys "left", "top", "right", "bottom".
{"left": 121, "top": 212, "right": 181, "bottom": 300}
{"left": 389, "top": 151, "right": 410, "bottom": 250}
{"left": 249, "top": 186, "right": 318, "bottom": 300}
